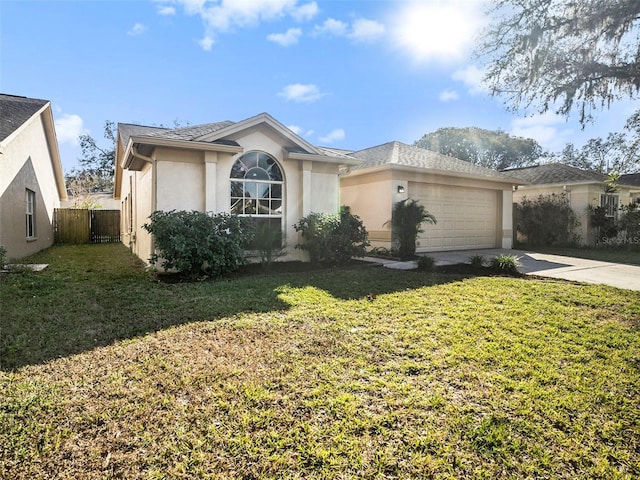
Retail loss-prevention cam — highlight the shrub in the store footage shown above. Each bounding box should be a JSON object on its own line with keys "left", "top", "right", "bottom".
{"left": 490, "top": 254, "right": 521, "bottom": 275}
{"left": 143, "top": 210, "right": 254, "bottom": 279}
{"left": 516, "top": 193, "right": 580, "bottom": 247}
{"left": 253, "top": 221, "right": 285, "bottom": 269}
{"left": 416, "top": 255, "right": 436, "bottom": 272}
{"left": 468, "top": 254, "right": 486, "bottom": 270}
{"left": 387, "top": 199, "right": 437, "bottom": 261}
{"left": 294, "top": 206, "right": 369, "bottom": 265}
{"left": 0, "top": 245, "right": 6, "bottom": 270}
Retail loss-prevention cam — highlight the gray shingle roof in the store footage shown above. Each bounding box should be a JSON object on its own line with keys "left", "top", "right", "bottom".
{"left": 350, "top": 141, "right": 517, "bottom": 179}
{"left": 505, "top": 163, "right": 605, "bottom": 185}
{"left": 0, "top": 93, "right": 49, "bottom": 142}
{"left": 619, "top": 173, "right": 640, "bottom": 187}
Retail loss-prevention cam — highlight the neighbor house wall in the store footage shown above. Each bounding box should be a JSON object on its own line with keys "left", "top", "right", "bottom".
{"left": 0, "top": 113, "right": 62, "bottom": 260}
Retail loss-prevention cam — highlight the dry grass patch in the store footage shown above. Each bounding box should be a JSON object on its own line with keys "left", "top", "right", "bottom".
{"left": 1, "top": 244, "right": 639, "bottom": 478}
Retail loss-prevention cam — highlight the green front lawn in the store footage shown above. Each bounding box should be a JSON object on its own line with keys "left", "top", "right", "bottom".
{"left": 1, "top": 244, "right": 639, "bottom": 479}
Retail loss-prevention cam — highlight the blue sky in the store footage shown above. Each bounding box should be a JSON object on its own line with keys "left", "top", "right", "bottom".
{"left": 2, "top": 0, "right": 636, "bottom": 173}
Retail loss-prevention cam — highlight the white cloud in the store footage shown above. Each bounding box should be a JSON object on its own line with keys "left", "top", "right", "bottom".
{"left": 319, "top": 128, "right": 345, "bottom": 144}
{"left": 267, "top": 27, "right": 302, "bottom": 46}
{"left": 313, "top": 18, "right": 348, "bottom": 37}
{"left": 439, "top": 89, "right": 459, "bottom": 102}
{"left": 128, "top": 22, "right": 148, "bottom": 36}
{"left": 55, "top": 114, "right": 86, "bottom": 146}
{"left": 199, "top": 35, "right": 215, "bottom": 51}
{"left": 291, "top": 2, "right": 318, "bottom": 22}
{"left": 349, "top": 18, "right": 385, "bottom": 42}
{"left": 391, "top": 1, "right": 486, "bottom": 63}
{"left": 510, "top": 112, "right": 571, "bottom": 151}
{"left": 313, "top": 17, "right": 384, "bottom": 43}
{"left": 452, "top": 65, "right": 489, "bottom": 95}
{"left": 157, "top": 5, "right": 176, "bottom": 16}
{"left": 278, "top": 83, "right": 324, "bottom": 103}
{"left": 164, "top": 0, "right": 320, "bottom": 50}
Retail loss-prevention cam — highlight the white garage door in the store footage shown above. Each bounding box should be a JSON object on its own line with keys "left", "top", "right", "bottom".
{"left": 411, "top": 182, "right": 499, "bottom": 251}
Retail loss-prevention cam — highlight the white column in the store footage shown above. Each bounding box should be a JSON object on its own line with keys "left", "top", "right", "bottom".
{"left": 204, "top": 151, "right": 217, "bottom": 212}
{"left": 501, "top": 189, "right": 513, "bottom": 248}
{"left": 302, "top": 160, "right": 312, "bottom": 216}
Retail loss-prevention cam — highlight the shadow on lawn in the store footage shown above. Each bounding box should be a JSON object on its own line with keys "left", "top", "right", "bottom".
{"left": 0, "top": 244, "right": 486, "bottom": 371}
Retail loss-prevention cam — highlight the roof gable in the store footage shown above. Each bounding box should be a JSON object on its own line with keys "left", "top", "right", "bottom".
{"left": 196, "top": 113, "right": 321, "bottom": 155}
{"left": 0, "top": 94, "right": 49, "bottom": 142}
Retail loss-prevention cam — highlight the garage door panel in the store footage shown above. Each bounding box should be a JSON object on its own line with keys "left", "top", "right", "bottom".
{"left": 410, "top": 182, "right": 498, "bottom": 251}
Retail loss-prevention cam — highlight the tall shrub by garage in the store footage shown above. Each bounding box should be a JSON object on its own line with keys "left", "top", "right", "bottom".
{"left": 294, "top": 206, "right": 369, "bottom": 265}
{"left": 388, "top": 199, "right": 437, "bottom": 261}
{"left": 515, "top": 193, "right": 580, "bottom": 247}
{"left": 143, "top": 210, "right": 253, "bottom": 279}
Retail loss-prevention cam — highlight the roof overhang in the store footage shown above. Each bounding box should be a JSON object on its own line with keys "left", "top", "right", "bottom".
{"left": 122, "top": 135, "right": 244, "bottom": 170}
{"left": 344, "top": 163, "right": 527, "bottom": 186}
{"left": 284, "top": 149, "right": 362, "bottom": 166}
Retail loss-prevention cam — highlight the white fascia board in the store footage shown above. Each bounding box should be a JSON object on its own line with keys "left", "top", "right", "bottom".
{"left": 285, "top": 150, "right": 362, "bottom": 166}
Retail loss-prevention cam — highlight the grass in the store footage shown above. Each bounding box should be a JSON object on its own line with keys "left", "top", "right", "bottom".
{"left": 1, "top": 244, "right": 639, "bottom": 479}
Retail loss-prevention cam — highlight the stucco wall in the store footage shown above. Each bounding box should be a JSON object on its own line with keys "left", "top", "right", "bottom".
{"left": 0, "top": 114, "right": 61, "bottom": 260}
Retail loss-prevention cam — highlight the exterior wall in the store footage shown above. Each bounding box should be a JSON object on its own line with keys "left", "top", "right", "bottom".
{"left": 340, "top": 170, "right": 395, "bottom": 248}
{"left": 0, "top": 114, "right": 61, "bottom": 260}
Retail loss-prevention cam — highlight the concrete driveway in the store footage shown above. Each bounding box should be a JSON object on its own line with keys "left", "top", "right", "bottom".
{"left": 375, "top": 248, "right": 640, "bottom": 291}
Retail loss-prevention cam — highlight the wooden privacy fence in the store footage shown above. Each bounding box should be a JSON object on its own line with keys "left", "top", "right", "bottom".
{"left": 54, "top": 209, "right": 120, "bottom": 244}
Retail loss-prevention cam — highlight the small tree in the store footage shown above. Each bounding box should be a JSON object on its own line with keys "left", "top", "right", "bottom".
{"left": 143, "top": 210, "right": 253, "bottom": 279}
{"left": 253, "top": 221, "right": 285, "bottom": 269}
{"left": 294, "top": 206, "right": 369, "bottom": 265}
{"left": 388, "top": 199, "right": 436, "bottom": 261}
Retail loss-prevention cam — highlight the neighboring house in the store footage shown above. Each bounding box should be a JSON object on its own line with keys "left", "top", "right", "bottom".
{"left": 340, "top": 142, "right": 522, "bottom": 252}
{"left": 0, "top": 94, "right": 67, "bottom": 260}
{"left": 506, "top": 163, "right": 638, "bottom": 245}
{"left": 114, "top": 113, "right": 361, "bottom": 264}
{"left": 62, "top": 191, "right": 120, "bottom": 210}
{"left": 619, "top": 173, "right": 640, "bottom": 203}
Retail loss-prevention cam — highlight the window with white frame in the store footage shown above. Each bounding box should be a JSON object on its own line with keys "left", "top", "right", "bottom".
{"left": 26, "top": 189, "right": 36, "bottom": 239}
{"left": 600, "top": 194, "right": 619, "bottom": 219}
{"left": 230, "top": 151, "right": 283, "bottom": 243}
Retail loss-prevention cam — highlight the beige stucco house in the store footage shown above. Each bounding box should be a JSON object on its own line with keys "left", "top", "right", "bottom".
{"left": 0, "top": 94, "right": 67, "bottom": 260}
{"left": 339, "top": 142, "right": 522, "bottom": 252}
{"left": 114, "top": 113, "right": 361, "bottom": 264}
{"left": 507, "top": 163, "right": 639, "bottom": 245}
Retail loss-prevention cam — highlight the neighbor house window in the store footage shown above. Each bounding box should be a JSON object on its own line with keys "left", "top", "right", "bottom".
{"left": 26, "top": 189, "right": 36, "bottom": 239}
{"left": 230, "top": 151, "right": 283, "bottom": 243}
{"left": 600, "top": 194, "right": 619, "bottom": 219}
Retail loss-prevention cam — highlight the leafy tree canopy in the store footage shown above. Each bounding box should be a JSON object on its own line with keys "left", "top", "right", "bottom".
{"left": 551, "top": 132, "right": 640, "bottom": 174}
{"left": 414, "top": 127, "right": 542, "bottom": 170}
{"left": 65, "top": 120, "right": 116, "bottom": 198}
{"left": 480, "top": 0, "right": 640, "bottom": 125}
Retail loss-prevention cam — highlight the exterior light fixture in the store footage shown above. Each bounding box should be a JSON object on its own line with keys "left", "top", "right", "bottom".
{"left": 397, "top": 185, "right": 405, "bottom": 193}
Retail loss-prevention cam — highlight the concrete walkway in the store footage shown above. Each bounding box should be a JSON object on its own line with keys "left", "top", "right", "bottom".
{"left": 364, "top": 249, "right": 640, "bottom": 292}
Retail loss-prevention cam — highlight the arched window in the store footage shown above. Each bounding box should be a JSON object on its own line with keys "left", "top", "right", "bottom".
{"left": 230, "top": 152, "right": 283, "bottom": 241}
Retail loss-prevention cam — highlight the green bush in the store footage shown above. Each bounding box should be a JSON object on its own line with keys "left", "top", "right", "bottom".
{"left": 490, "top": 254, "right": 521, "bottom": 275}
{"left": 0, "top": 245, "right": 6, "bottom": 270}
{"left": 388, "top": 199, "right": 437, "bottom": 261}
{"left": 143, "top": 210, "right": 254, "bottom": 279}
{"left": 516, "top": 193, "right": 580, "bottom": 247}
{"left": 294, "top": 206, "right": 369, "bottom": 265}
{"left": 468, "top": 254, "right": 486, "bottom": 270}
{"left": 253, "top": 221, "right": 285, "bottom": 269}
{"left": 416, "top": 255, "right": 436, "bottom": 272}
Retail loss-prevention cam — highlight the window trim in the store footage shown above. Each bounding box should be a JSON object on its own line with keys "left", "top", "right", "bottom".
{"left": 600, "top": 193, "right": 619, "bottom": 219}
{"left": 26, "top": 188, "right": 36, "bottom": 240}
